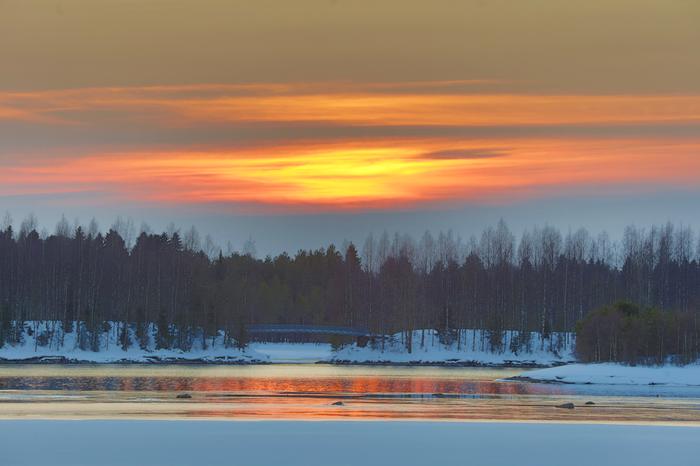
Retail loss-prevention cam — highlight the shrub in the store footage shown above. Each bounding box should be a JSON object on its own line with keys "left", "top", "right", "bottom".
{"left": 575, "top": 301, "right": 699, "bottom": 365}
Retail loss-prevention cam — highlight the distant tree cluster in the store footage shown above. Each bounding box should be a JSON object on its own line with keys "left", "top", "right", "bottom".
{"left": 1, "top": 213, "right": 700, "bottom": 359}
{"left": 575, "top": 302, "right": 699, "bottom": 365}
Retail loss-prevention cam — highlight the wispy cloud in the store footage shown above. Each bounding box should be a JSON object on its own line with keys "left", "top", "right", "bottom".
{"left": 1, "top": 82, "right": 699, "bottom": 212}
{"left": 2, "top": 83, "right": 699, "bottom": 128}
{"left": 2, "top": 138, "right": 699, "bottom": 212}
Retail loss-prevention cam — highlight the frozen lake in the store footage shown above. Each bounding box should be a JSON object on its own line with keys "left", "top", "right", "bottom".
{"left": 2, "top": 420, "right": 699, "bottom": 466}
{"left": 1, "top": 364, "right": 699, "bottom": 423}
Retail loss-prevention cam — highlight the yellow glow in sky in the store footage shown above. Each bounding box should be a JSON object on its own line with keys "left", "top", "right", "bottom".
{"left": 3, "top": 138, "right": 700, "bottom": 212}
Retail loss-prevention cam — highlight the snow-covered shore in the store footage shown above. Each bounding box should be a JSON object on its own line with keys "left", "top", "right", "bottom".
{"left": 515, "top": 363, "right": 700, "bottom": 387}
{"left": 0, "top": 322, "right": 573, "bottom": 366}
{"left": 1, "top": 421, "right": 697, "bottom": 466}
{"left": 331, "top": 330, "right": 573, "bottom": 366}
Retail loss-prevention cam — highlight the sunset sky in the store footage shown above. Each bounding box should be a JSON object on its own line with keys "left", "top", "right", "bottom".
{"left": 1, "top": 0, "right": 699, "bottom": 254}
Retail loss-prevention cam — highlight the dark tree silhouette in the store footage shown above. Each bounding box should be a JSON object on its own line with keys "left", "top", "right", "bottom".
{"left": 0, "top": 215, "right": 698, "bottom": 361}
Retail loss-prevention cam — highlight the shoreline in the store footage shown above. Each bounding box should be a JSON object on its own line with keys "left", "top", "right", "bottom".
{"left": 0, "top": 326, "right": 574, "bottom": 367}
{"left": 0, "top": 356, "right": 562, "bottom": 368}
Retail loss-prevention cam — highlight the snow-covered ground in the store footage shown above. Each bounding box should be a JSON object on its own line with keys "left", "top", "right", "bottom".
{"left": 520, "top": 363, "right": 700, "bottom": 387}
{"left": 0, "top": 322, "right": 573, "bottom": 366}
{"left": 332, "top": 330, "right": 573, "bottom": 366}
{"left": 248, "top": 342, "right": 334, "bottom": 363}
{"left": 0, "top": 324, "right": 253, "bottom": 363}
{"left": 0, "top": 421, "right": 697, "bottom": 466}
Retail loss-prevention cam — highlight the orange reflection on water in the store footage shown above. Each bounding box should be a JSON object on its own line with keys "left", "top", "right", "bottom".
{"left": 0, "top": 375, "right": 565, "bottom": 397}
{"left": 183, "top": 376, "right": 559, "bottom": 396}
{"left": 1, "top": 368, "right": 699, "bottom": 424}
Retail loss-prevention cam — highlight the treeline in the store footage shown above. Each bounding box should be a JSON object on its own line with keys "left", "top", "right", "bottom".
{"left": 576, "top": 302, "right": 699, "bottom": 365}
{"left": 0, "top": 214, "right": 700, "bottom": 358}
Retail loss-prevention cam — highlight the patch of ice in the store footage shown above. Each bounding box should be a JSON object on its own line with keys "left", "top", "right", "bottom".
{"left": 521, "top": 363, "right": 700, "bottom": 386}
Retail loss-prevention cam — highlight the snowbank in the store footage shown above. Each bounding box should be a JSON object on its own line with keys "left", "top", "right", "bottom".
{"left": 247, "top": 342, "right": 333, "bottom": 363}
{"left": 0, "top": 326, "right": 328, "bottom": 364}
{"left": 1, "top": 421, "right": 698, "bottom": 466}
{"left": 519, "top": 363, "right": 700, "bottom": 386}
{"left": 0, "top": 337, "right": 337, "bottom": 364}
{"left": 0, "top": 322, "right": 573, "bottom": 366}
{"left": 332, "top": 329, "right": 573, "bottom": 366}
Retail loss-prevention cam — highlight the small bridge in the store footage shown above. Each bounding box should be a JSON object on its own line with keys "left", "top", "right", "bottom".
{"left": 247, "top": 324, "right": 372, "bottom": 338}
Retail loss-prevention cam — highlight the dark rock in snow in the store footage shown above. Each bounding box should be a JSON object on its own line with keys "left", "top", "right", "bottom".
{"left": 556, "top": 402, "right": 575, "bottom": 409}
{"left": 331, "top": 401, "right": 344, "bottom": 406}
{"left": 176, "top": 393, "right": 193, "bottom": 399}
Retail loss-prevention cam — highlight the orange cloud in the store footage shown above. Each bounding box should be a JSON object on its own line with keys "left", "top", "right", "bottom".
{"left": 1, "top": 83, "right": 699, "bottom": 128}
{"left": 171, "top": 94, "right": 700, "bottom": 127}
{"left": 3, "top": 138, "right": 699, "bottom": 211}
{"left": 2, "top": 82, "right": 699, "bottom": 212}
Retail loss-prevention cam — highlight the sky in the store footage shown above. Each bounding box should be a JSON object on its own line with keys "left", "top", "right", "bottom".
{"left": 1, "top": 0, "right": 699, "bottom": 255}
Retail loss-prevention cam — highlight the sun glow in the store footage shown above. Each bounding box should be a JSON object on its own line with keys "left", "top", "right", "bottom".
{"left": 1, "top": 83, "right": 700, "bottom": 211}
{"left": 3, "top": 137, "right": 700, "bottom": 211}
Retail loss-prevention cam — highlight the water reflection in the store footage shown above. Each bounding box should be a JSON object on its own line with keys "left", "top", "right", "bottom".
{"left": 0, "top": 365, "right": 698, "bottom": 424}
{"left": 0, "top": 375, "right": 567, "bottom": 397}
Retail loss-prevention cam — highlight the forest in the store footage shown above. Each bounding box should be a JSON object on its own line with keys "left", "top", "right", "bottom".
{"left": 0, "top": 213, "right": 699, "bottom": 361}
